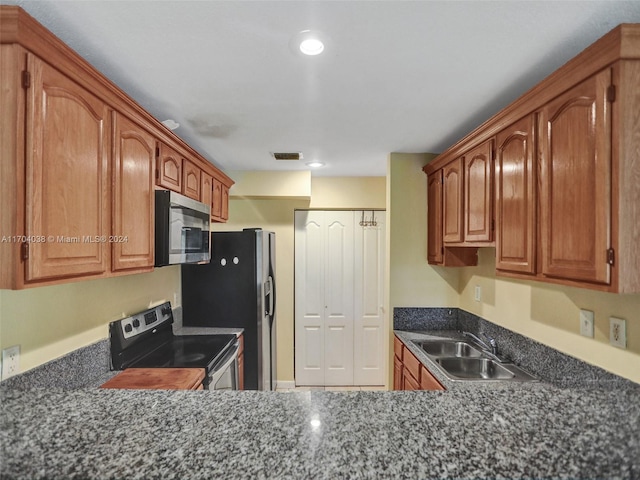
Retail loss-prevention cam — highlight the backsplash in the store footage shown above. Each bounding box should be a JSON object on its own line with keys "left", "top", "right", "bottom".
{"left": 394, "top": 307, "right": 637, "bottom": 389}
{"left": 0, "top": 340, "right": 114, "bottom": 390}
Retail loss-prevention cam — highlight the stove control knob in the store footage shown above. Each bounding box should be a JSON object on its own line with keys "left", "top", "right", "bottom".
{"left": 132, "top": 319, "right": 140, "bottom": 328}
{"left": 124, "top": 324, "right": 133, "bottom": 333}
{"left": 161, "top": 305, "right": 171, "bottom": 316}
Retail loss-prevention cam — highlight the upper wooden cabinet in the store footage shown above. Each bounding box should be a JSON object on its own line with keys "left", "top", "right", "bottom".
{"left": 156, "top": 143, "right": 182, "bottom": 192}
{"left": 182, "top": 159, "right": 201, "bottom": 201}
{"left": 200, "top": 172, "right": 213, "bottom": 212}
{"left": 463, "top": 140, "right": 493, "bottom": 243}
{"left": 439, "top": 140, "right": 494, "bottom": 247}
{"left": 424, "top": 24, "right": 640, "bottom": 293}
{"left": 112, "top": 112, "right": 155, "bottom": 273}
{"left": 442, "top": 158, "right": 464, "bottom": 244}
{"left": 211, "top": 179, "right": 230, "bottom": 222}
{"left": 24, "top": 54, "right": 110, "bottom": 282}
{"left": 495, "top": 115, "right": 536, "bottom": 275}
{"left": 0, "top": 6, "right": 234, "bottom": 289}
{"left": 539, "top": 69, "right": 612, "bottom": 286}
{"left": 427, "top": 170, "right": 443, "bottom": 264}
{"left": 428, "top": 166, "right": 478, "bottom": 266}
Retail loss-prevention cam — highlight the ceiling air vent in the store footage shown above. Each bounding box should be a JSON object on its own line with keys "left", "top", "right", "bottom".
{"left": 272, "top": 152, "right": 303, "bottom": 161}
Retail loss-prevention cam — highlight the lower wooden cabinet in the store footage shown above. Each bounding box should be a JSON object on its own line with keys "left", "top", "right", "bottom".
{"left": 393, "top": 335, "right": 445, "bottom": 391}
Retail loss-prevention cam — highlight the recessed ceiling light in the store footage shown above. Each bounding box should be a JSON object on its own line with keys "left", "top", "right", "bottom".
{"left": 306, "top": 161, "right": 325, "bottom": 168}
{"left": 289, "top": 30, "right": 328, "bottom": 57}
{"left": 300, "top": 37, "right": 324, "bottom": 56}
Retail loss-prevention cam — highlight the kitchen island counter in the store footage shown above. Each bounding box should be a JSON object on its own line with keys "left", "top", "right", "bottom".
{"left": 1, "top": 383, "right": 639, "bottom": 479}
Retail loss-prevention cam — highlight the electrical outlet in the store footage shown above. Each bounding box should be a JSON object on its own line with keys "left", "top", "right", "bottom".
{"left": 579, "top": 309, "right": 594, "bottom": 338}
{"left": 610, "top": 317, "right": 627, "bottom": 348}
{"left": 1, "top": 345, "right": 20, "bottom": 380}
{"left": 474, "top": 285, "right": 482, "bottom": 302}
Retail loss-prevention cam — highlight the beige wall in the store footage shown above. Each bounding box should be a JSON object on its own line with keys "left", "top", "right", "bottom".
{"left": 388, "top": 153, "right": 460, "bottom": 307}
{"left": 218, "top": 175, "right": 387, "bottom": 384}
{"left": 0, "top": 266, "right": 180, "bottom": 373}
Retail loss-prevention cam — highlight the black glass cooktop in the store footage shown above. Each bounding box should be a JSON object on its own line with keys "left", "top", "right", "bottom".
{"left": 130, "top": 334, "right": 236, "bottom": 370}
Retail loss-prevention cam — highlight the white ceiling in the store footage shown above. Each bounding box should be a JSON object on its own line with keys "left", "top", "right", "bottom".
{"left": 5, "top": 1, "right": 640, "bottom": 176}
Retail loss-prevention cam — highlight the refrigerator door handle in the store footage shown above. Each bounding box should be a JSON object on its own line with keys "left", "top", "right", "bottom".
{"left": 265, "top": 276, "right": 274, "bottom": 317}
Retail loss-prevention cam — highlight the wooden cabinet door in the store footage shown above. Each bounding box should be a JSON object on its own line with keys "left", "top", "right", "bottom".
{"left": 211, "top": 178, "right": 223, "bottom": 219}
{"left": 112, "top": 113, "right": 155, "bottom": 272}
{"left": 157, "top": 143, "right": 182, "bottom": 192}
{"left": 25, "top": 54, "right": 109, "bottom": 281}
{"left": 182, "top": 159, "right": 201, "bottom": 200}
{"left": 464, "top": 140, "right": 493, "bottom": 243}
{"left": 495, "top": 115, "right": 536, "bottom": 274}
{"left": 442, "top": 158, "right": 464, "bottom": 243}
{"left": 221, "top": 185, "right": 230, "bottom": 221}
{"left": 201, "top": 172, "right": 212, "bottom": 208}
{"left": 402, "top": 370, "right": 420, "bottom": 391}
{"left": 393, "top": 355, "right": 403, "bottom": 390}
{"left": 539, "top": 69, "right": 612, "bottom": 285}
{"left": 427, "top": 170, "right": 443, "bottom": 264}
{"left": 420, "top": 364, "right": 445, "bottom": 391}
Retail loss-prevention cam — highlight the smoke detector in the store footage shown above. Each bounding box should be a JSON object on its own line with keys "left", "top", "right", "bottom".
{"left": 271, "top": 152, "right": 303, "bottom": 161}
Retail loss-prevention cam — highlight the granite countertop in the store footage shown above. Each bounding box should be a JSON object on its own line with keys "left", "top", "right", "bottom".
{"left": 1, "top": 317, "right": 639, "bottom": 479}
{"left": 1, "top": 385, "right": 639, "bottom": 479}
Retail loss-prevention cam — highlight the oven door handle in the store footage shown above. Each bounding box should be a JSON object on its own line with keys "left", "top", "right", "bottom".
{"left": 209, "top": 340, "right": 239, "bottom": 386}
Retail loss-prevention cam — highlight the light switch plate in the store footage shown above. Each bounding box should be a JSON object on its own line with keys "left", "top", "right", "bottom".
{"left": 474, "top": 285, "right": 481, "bottom": 302}
{"left": 579, "top": 309, "right": 594, "bottom": 338}
{"left": 609, "top": 317, "right": 627, "bottom": 348}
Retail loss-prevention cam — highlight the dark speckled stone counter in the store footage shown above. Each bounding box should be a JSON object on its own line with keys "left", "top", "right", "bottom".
{"left": 1, "top": 386, "right": 639, "bottom": 479}
{"left": 1, "top": 307, "right": 639, "bottom": 479}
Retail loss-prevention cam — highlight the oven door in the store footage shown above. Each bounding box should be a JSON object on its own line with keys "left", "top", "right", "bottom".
{"left": 207, "top": 339, "right": 239, "bottom": 390}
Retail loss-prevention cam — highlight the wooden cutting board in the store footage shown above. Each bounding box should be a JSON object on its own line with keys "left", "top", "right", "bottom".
{"left": 100, "top": 368, "right": 206, "bottom": 391}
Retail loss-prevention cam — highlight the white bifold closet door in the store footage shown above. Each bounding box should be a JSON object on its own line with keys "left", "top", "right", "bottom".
{"left": 294, "top": 210, "right": 385, "bottom": 386}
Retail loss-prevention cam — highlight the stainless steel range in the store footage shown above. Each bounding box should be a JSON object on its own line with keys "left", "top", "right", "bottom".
{"left": 109, "top": 302, "right": 239, "bottom": 390}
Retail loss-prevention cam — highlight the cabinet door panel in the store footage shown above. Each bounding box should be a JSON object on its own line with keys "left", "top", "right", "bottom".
{"left": 201, "top": 172, "right": 212, "bottom": 208}
{"left": 112, "top": 113, "right": 155, "bottom": 271}
{"left": 495, "top": 115, "right": 536, "bottom": 273}
{"left": 157, "top": 144, "right": 182, "bottom": 192}
{"left": 25, "top": 54, "right": 109, "bottom": 281}
{"left": 539, "top": 70, "right": 612, "bottom": 284}
{"left": 211, "top": 179, "right": 223, "bottom": 219}
{"left": 221, "top": 185, "right": 230, "bottom": 221}
{"left": 393, "top": 355, "right": 403, "bottom": 390}
{"left": 182, "top": 159, "right": 201, "bottom": 200}
{"left": 464, "top": 140, "right": 493, "bottom": 243}
{"left": 420, "top": 364, "right": 445, "bottom": 391}
{"left": 443, "top": 158, "right": 464, "bottom": 243}
{"left": 427, "top": 170, "right": 443, "bottom": 264}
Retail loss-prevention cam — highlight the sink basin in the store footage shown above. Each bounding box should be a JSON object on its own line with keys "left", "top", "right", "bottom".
{"left": 435, "top": 357, "right": 515, "bottom": 380}
{"left": 417, "top": 340, "right": 483, "bottom": 358}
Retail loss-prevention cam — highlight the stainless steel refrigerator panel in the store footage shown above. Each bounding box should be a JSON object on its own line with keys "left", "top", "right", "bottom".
{"left": 181, "top": 229, "right": 276, "bottom": 390}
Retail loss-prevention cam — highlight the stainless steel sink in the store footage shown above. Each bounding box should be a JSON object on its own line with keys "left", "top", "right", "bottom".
{"left": 410, "top": 337, "right": 538, "bottom": 382}
{"left": 417, "top": 340, "right": 482, "bottom": 358}
{"left": 435, "top": 357, "right": 515, "bottom": 380}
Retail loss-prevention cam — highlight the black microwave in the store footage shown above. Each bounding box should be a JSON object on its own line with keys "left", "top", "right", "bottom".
{"left": 155, "top": 190, "right": 211, "bottom": 266}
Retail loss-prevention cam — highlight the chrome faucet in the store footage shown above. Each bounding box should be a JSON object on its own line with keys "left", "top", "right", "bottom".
{"left": 463, "top": 331, "right": 498, "bottom": 356}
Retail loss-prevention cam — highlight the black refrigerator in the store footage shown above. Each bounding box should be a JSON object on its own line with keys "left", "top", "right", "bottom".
{"left": 181, "top": 229, "right": 276, "bottom": 390}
